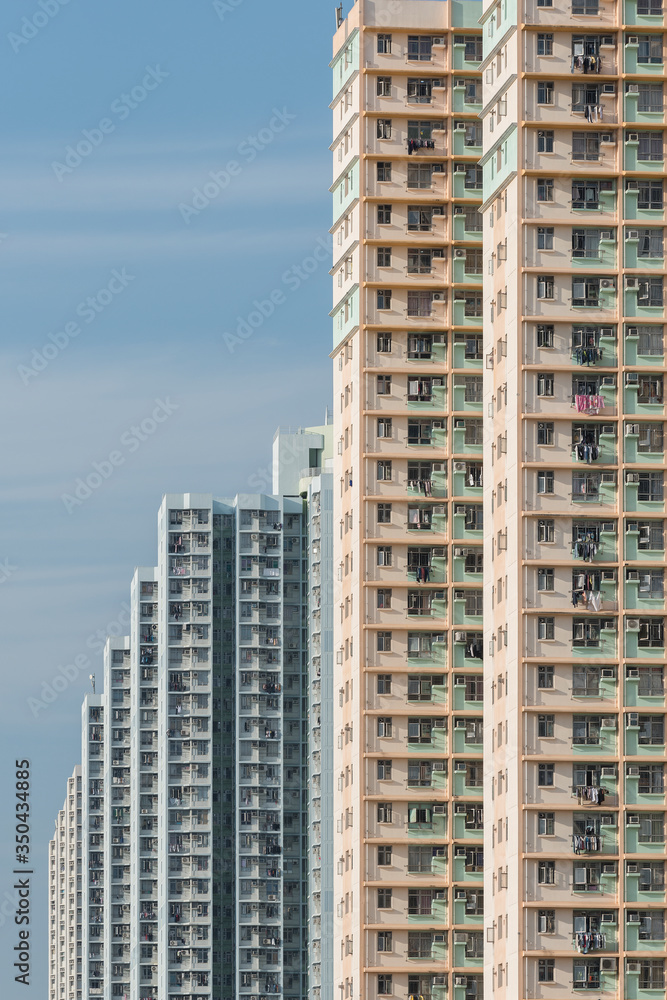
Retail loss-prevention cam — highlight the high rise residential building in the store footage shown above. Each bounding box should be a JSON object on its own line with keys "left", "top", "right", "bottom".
{"left": 331, "top": 4, "right": 484, "bottom": 1000}
{"left": 49, "top": 766, "right": 83, "bottom": 1000}
{"left": 482, "top": 0, "right": 667, "bottom": 997}
{"left": 49, "top": 421, "right": 335, "bottom": 1000}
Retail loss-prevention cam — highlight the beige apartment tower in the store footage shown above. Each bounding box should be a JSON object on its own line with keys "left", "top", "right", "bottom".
{"left": 482, "top": 0, "right": 667, "bottom": 997}
{"left": 332, "top": 3, "right": 485, "bottom": 999}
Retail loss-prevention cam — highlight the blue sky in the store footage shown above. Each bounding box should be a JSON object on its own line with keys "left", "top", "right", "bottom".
{"left": 0, "top": 0, "right": 334, "bottom": 993}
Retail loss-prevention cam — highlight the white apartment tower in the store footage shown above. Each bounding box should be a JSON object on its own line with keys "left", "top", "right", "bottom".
{"left": 49, "top": 766, "right": 83, "bottom": 1000}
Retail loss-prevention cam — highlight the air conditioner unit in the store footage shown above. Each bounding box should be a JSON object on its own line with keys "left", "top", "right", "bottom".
{"left": 454, "top": 205, "right": 464, "bottom": 215}
{"left": 455, "top": 505, "right": 466, "bottom": 514}
{"left": 628, "top": 84, "right": 639, "bottom": 93}
{"left": 627, "top": 765, "right": 640, "bottom": 776}
{"left": 600, "top": 813, "right": 615, "bottom": 823}
{"left": 601, "top": 376, "right": 615, "bottom": 386}
{"left": 603, "top": 619, "right": 615, "bottom": 630}
{"left": 433, "top": 804, "right": 446, "bottom": 815}
{"left": 454, "top": 547, "right": 465, "bottom": 557}
{"left": 455, "top": 631, "right": 467, "bottom": 642}
{"left": 601, "top": 766, "right": 616, "bottom": 777}
{"left": 455, "top": 803, "right": 468, "bottom": 814}
{"left": 432, "top": 206, "right": 444, "bottom": 215}
{"left": 601, "top": 668, "right": 615, "bottom": 678}
{"left": 601, "top": 424, "right": 614, "bottom": 435}
{"left": 600, "top": 231, "right": 612, "bottom": 242}
{"left": 601, "top": 958, "right": 617, "bottom": 972}
{"left": 602, "top": 569, "right": 616, "bottom": 582}
{"left": 626, "top": 179, "right": 639, "bottom": 190}
{"left": 601, "top": 521, "right": 615, "bottom": 532}
{"left": 627, "top": 711, "right": 640, "bottom": 725}
{"left": 627, "top": 229, "right": 640, "bottom": 240}
{"left": 455, "top": 163, "right": 467, "bottom": 172}
{"left": 627, "top": 570, "right": 640, "bottom": 581}
{"left": 432, "top": 293, "right": 445, "bottom": 301}
{"left": 454, "top": 461, "right": 466, "bottom": 471}
{"left": 626, "top": 620, "right": 640, "bottom": 632}
{"left": 456, "top": 122, "right": 467, "bottom": 131}
{"left": 600, "top": 278, "right": 614, "bottom": 289}
{"left": 626, "top": 521, "right": 639, "bottom": 532}
{"left": 454, "top": 418, "right": 465, "bottom": 428}
{"left": 626, "top": 423, "right": 639, "bottom": 436}
{"left": 432, "top": 760, "right": 445, "bottom": 771}
{"left": 626, "top": 277, "right": 638, "bottom": 288}
{"left": 432, "top": 163, "right": 444, "bottom": 173}
{"left": 626, "top": 326, "right": 639, "bottom": 337}
{"left": 433, "top": 932, "right": 446, "bottom": 942}
{"left": 627, "top": 35, "right": 639, "bottom": 44}
{"left": 627, "top": 668, "right": 639, "bottom": 678}
{"left": 602, "top": 863, "right": 616, "bottom": 874}
{"left": 627, "top": 961, "right": 641, "bottom": 974}
{"left": 455, "top": 718, "right": 466, "bottom": 728}
{"left": 455, "top": 976, "right": 467, "bottom": 986}
{"left": 627, "top": 132, "right": 639, "bottom": 143}
{"left": 601, "top": 912, "right": 614, "bottom": 923}
{"left": 433, "top": 547, "right": 446, "bottom": 557}
{"left": 628, "top": 814, "right": 641, "bottom": 827}
{"left": 626, "top": 472, "right": 640, "bottom": 483}
{"left": 601, "top": 472, "right": 615, "bottom": 484}
{"left": 627, "top": 863, "right": 639, "bottom": 874}
{"left": 433, "top": 976, "right": 447, "bottom": 986}
{"left": 455, "top": 248, "right": 466, "bottom": 258}
{"left": 600, "top": 326, "right": 614, "bottom": 337}
{"left": 602, "top": 716, "right": 616, "bottom": 728}
{"left": 455, "top": 762, "right": 467, "bottom": 772}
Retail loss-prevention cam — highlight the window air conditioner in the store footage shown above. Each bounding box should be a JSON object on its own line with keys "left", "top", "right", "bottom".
{"left": 627, "top": 711, "right": 640, "bottom": 725}
{"left": 601, "top": 766, "right": 616, "bottom": 777}
{"left": 601, "top": 959, "right": 617, "bottom": 972}
{"left": 454, "top": 461, "right": 466, "bottom": 472}
{"left": 600, "top": 278, "right": 614, "bottom": 289}
{"left": 626, "top": 521, "right": 639, "bottom": 532}
{"left": 455, "top": 248, "right": 467, "bottom": 258}
{"left": 627, "top": 35, "right": 639, "bottom": 44}
{"left": 627, "top": 326, "right": 638, "bottom": 337}
{"left": 627, "top": 766, "right": 640, "bottom": 776}
{"left": 601, "top": 376, "right": 615, "bottom": 386}
{"left": 627, "top": 668, "right": 639, "bottom": 677}
{"left": 628, "top": 84, "right": 639, "bottom": 93}
{"left": 627, "top": 132, "right": 639, "bottom": 142}
{"left": 601, "top": 521, "right": 615, "bottom": 532}
{"left": 626, "top": 423, "right": 639, "bottom": 436}
{"left": 626, "top": 620, "right": 640, "bottom": 632}
{"left": 626, "top": 864, "right": 638, "bottom": 874}
{"left": 601, "top": 912, "right": 614, "bottom": 922}
{"left": 626, "top": 472, "right": 640, "bottom": 483}
{"left": 628, "top": 813, "right": 640, "bottom": 826}
{"left": 627, "top": 230, "right": 640, "bottom": 240}
{"left": 601, "top": 668, "right": 615, "bottom": 678}
{"left": 456, "top": 122, "right": 467, "bottom": 131}
{"left": 602, "top": 863, "right": 616, "bottom": 874}
{"left": 627, "top": 570, "right": 640, "bottom": 581}
{"left": 432, "top": 292, "right": 445, "bottom": 301}
{"left": 601, "top": 716, "right": 616, "bottom": 728}
{"left": 600, "top": 326, "right": 614, "bottom": 337}
{"left": 625, "top": 277, "right": 638, "bottom": 288}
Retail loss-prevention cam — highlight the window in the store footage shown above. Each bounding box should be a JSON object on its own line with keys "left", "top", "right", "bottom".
{"left": 377, "top": 204, "right": 391, "bottom": 224}
{"left": 637, "top": 134, "right": 664, "bottom": 164}
{"left": 537, "top": 372, "right": 554, "bottom": 396}
{"left": 537, "top": 80, "right": 554, "bottom": 105}
{"left": 376, "top": 76, "right": 391, "bottom": 97}
{"left": 377, "top": 289, "right": 392, "bottom": 310}
{"left": 538, "top": 519, "right": 555, "bottom": 542}
{"left": 572, "top": 278, "right": 600, "bottom": 308}
{"left": 408, "top": 673, "right": 441, "bottom": 700}
{"left": 538, "top": 567, "right": 555, "bottom": 591}
{"left": 537, "top": 324, "right": 554, "bottom": 348}
{"left": 407, "top": 77, "right": 443, "bottom": 103}
{"left": 639, "top": 961, "right": 665, "bottom": 991}
{"left": 376, "top": 161, "right": 391, "bottom": 181}
{"left": 637, "top": 326, "right": 664, "bottom": 357}
{"left": 407, "top": 290, "right": 435, "bottom": 317}
{"left": 407, "top": 163, "right": 435, "bottom": 189}
{"left": 638, "top": 666, "right": 665, "bottom": 697}
{"left": 639, "top": 569, "right": 665, "bottom": 600}
{"left": 408, "top": 888, "right": 435, "bottom": 915}
{"left": 377, "top": 759, "right": 392, "bottom": 780}
{"left": 537, "top": 276, "right": 555, "bottom": 300}
{"left": 638, "top": 0, "right": 663, "bottom": 10}
{"left": 408, "top": 717, "right": 434, "bottom": 744}
{"left": 572, "top": 227, "right": 602, "bottom": 259}
{"left": 407, "top": 760, "right": 433, "bottom": 786}
{"left": 377, "top": 803, "right": 392, "bottom": 824}
{"left": 377, "top": 503, "right": 392, "bottom": 524}
{"left": 572, "top": 179, "right": 603, "bottom": 210}
{"left": 638, "top": 472, "right": 663, "bottom": 502}
{"left": 539, "top": 910, "right": 555, "bottom": 934}
{"left": 377, "top": 587, "right": 392, "bottom": 609}
{"left": 538, "top": 664, "right": 554, "bottom": 689}
{"left": 537, "top": 762, "right": 555, "bottom": 789}
{"left": 407, "top": 35, "right": 440, "bottom": 61}
{"left": 537, "top": 423, "right": 554, "bottom": 450}
{"left": 537, "top": 177, "right": 554, "bottom": 201}
{"left": 464, "top": 249, "right": 483, "bottom": 275}
{"left": 377, "top": 674, "right": 392, "bottom": 694}
{"left": 537, "top": 33, "right": 554, "bottom": 55}
{"left": 572, "top": 83, "right": 600, "bottom": 113}
{"left": 638, "top": 764, "right": 665, "bottom": 795}
{"left": 377, "top": 417, "right": 392, "bottom": 439}
{"left": 573, "top": 132, "right": 600, "bottom": 162}
{"left": 637, "top": 84, "right": 663, "bottom": 114}
{"left": 539, "top": 714, "right": 555, "bottom": 737}
{"left": 637, "top": 229, "right": 664, "bottom": 259}
{"left": 377, "top": 33, "right": 391, "bottom": 53}
{"left": 538, "top": 617, "right": 555, "bottom": 640}
{"left": 377, "top": 930, "right": 393, "bottom": 953}
{"left": 464, "top": 550, "right": 484, "bottom": 574}
{"left": 638, "top": 618, "right": 665, "bottom": 649}
{"left": 638, "top": 715, "right": 665, "bottom": 746}
{"left": 378, "top": 974, "right": 393, "bottom": 996}
{"left": 408, "top": 248, "right": 433, "bottom": 274}
{"left": 408, "top": 119, "right": 443, "bottom": 142}
{"left": 464, "top": 165, "right": 483, "bottom": 190}
{"left": 407, "top": 205, "right": 434, "bottom": 232}
{"left": 377, "top": 631, "right": 392, "bottom": 652}
{"left": 463, "top": 206, "right": 482, "bottom": 231}
{"left": 639, "top": 862, "right": 665, "bottom": 891}
{"left": 377, "top": 460, "right": 392, "bottom": 481}
{"left": 377, "top": 845, "right": 392, "bottom": 866}
{"left": 455, "top": 34, "right": 483, "bottom": 61}
{"left": 538, "top": 227, "right": 554, "bottom": 250}
{"left": 537, "top": 0, "right": 553, "bottom": 5}
{"left": 638, "top": 813, "right": 665, "bottom": 844}
{"left": 573, "top": 618, "right": 601, "bottom": 647}
{"left": 539, "top": 812, "right": 555, "bottom": 836}
{"left": 465, "top": 420, "right": 483, "bottom": 446}
{"left": 408, "top": 932, "right": 434, "bottom": 959}
{"left": 538, "top": 860, "right": 555, "bottom": 884}
{"left": 537, "top": 471, "right": 554, "bottom": 494}
{"left": 377, "top": 717, "right": 392, "bottom": 739}
{"left": 377, "top": 247, "right": 391, "bottom": 267}
{"left": 537, "top": 958, "right": 556, "bottom": 983}
{"left": 376, "top": 118, "right": 392, "bottom": 139}
{"left": 638, "top": 278, "right": 664, "bottom": 307}
{"left": 408, "top": 845, "right": 437, "bottom": 873}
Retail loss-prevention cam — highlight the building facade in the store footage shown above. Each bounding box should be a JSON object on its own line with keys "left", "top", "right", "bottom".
{"left": 49, "top": 766, "right": 83, "bottom": 1000}
{"left": 481, "top": 0, "right": 667, "bottom": 997}
{"left": 50, "top": 460, "right": 337, "bottom": 1000}
{"left": 331, "top": 3, "right": 485, "bottom": 999}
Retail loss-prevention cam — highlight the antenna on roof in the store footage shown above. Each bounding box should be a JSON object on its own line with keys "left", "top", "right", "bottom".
{"left": 89, "top": 674, "right": 96, "bottom": 694}
{"left": 336, "top": 4, "right": 343, "bottom": 29}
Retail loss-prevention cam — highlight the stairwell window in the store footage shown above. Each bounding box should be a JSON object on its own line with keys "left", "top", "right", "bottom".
{"left": 538, "top": 861, "right": 555, "bottom": 884}
{"left": 538, "top": 617, "right": 555, "bottom": 640}
{"left": 377, "top": 374, "right": 391, "bottom": 395}
{"left": 538, "top": 227, "right": 554, "bottom": 250}
{"left": 376, "top": 76, "right": 392, "bottom": 97}
{"left": 537, "top": 34, "right": 554, "bottom": 55}
{"left": 376, "top": 118, "right": 392, "bottom": 139}
{"left": 376, "top": 161, "right": 392, "bottom": 181}
{"left": 377, "top": 204, "right": 392, "bottom": 224}
{"left": 537, "top": 372, "right": 554, "bottom": 396}
{"left": 537, "top": 80, "right": 555, "bottom": 105}
{"left": 377, "top": 33, "right": 392, "bottom": 54}
{"left": 537, "top": 471, "right": 555, "bottom": 494}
